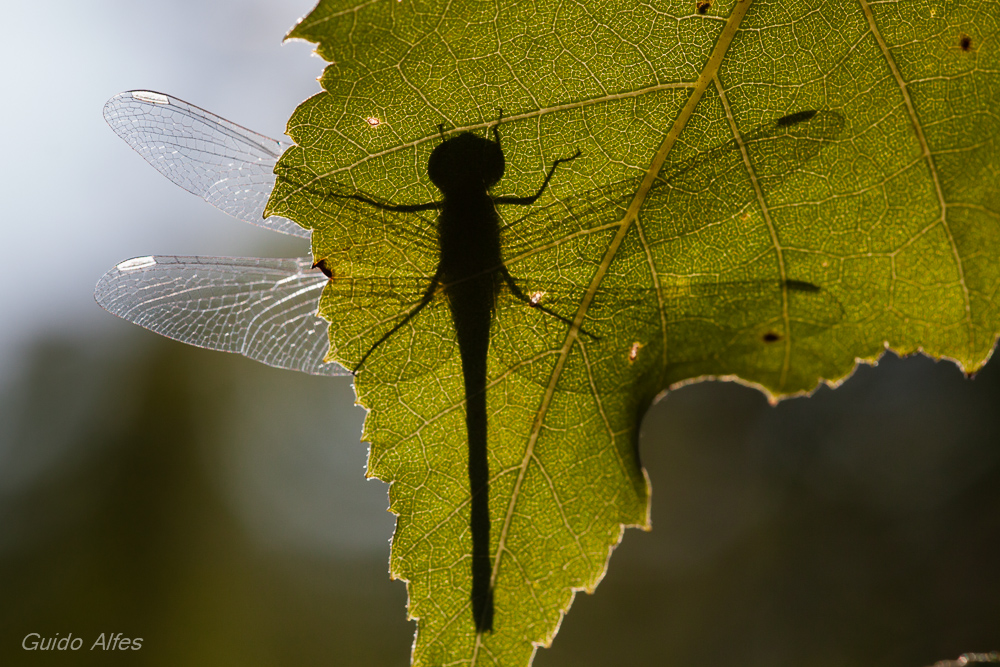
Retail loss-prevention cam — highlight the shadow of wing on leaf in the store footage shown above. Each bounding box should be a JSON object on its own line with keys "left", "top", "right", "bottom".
{"left": 490, "top": 109, "right": 846, "bottom": 393}
{"left": 491, "top": 276, "right": 843, "bottom": 394}
{"left": 271, "top": 165, "right": 441, "bottom": 266}
{"left": 499, "top": 110, "right": 845, "bottom": 260}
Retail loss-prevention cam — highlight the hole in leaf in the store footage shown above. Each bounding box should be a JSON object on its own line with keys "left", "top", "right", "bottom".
{"left": 762, "top": 331, "right": 782, "bottom": 343}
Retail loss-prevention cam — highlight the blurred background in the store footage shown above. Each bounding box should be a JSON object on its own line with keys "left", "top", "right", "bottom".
{"left": 0, "top": 1, "right": 996, "bottom": 665}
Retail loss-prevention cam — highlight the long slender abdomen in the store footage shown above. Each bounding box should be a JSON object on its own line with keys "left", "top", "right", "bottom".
{"left": 448, "top": 277, "right": 495, "bottom": 633}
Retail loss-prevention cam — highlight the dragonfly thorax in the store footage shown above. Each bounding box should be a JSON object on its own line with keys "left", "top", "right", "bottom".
{"left": 437, "top": 197, "right": 504, "bottom": 284}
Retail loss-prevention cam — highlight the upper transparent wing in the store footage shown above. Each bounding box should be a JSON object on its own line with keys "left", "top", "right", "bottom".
{"left": 95, "top": 255, "right": 347, "bottom": 376}
{"left": 271, "top": 165, "right": 441, "bottom": 260}
{"left": 103, "top": 90, "right": 308, "bottom": 238}
{"left": 499, "top": 109, "right": 845, "bottom": 261}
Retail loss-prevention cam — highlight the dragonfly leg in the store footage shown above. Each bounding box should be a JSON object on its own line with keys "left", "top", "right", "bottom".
{"left": 353, "top": 267, "right": 444, "bottom": 373}
{"left": 276, "top": 166, "right": 443, "bottom": 214}
{"left": 493, "top": 148, "right": 582, "bottom": 206}
{"left": 329, "top": 192, "right": 442, "bottom": 213}
{"left": 499, "top": 267, "right": 598, "bottom": 341}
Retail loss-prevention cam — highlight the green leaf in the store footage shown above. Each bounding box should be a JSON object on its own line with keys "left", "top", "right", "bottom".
{"left": 266, "top": 0, "right": 1000, "bottom": 664}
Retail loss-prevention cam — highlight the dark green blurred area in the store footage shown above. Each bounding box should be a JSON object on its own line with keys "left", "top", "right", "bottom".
{"left": 0, "top": 332, "right": 997, "bottom": 666}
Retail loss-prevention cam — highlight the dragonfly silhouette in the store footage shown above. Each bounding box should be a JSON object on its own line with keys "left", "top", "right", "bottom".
{"left": 97, "top": 91, "right": 843, "bottom": 633}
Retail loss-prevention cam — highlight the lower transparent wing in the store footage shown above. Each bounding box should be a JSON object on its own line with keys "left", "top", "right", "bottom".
{"left": 309, "top": 269, "right": 842, "bottom": 391}
{"left": 103, "top": 91, "right": 308, "bottom": 238}
{"left": 95, "top": 256, "right": 347, "bottom": 376}
{"left": 93, "top": 256, "right": 841, "bottom": 383}
{"left": 492, "top": 275, "right": 844, "bottom": 393}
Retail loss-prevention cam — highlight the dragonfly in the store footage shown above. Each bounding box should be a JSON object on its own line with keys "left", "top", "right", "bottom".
{"left": 97, "top": 90, "right": 843, "bottom": 632}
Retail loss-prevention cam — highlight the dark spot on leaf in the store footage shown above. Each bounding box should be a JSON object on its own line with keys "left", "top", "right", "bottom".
{"left": 696, "top": 0, "right": 711, "bottom": 14}
{"left": 783, "top": 279, "right": 821, "bottom": 293}
{"left": 762, "top": 331, "right": 782, "bottom": 343}
{"left": 313, "top": 258, "right": 333, "bottom": 279}
{"left": 777, "top": 110, "right": 817, "bottom": 127}
{"left": 959, "top": 34, "right": 972, "bottom": 51}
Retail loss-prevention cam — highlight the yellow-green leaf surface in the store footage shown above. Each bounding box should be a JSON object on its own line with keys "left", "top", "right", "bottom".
{"left": 266, "top": 1, "right": 1000, "bottom": 664}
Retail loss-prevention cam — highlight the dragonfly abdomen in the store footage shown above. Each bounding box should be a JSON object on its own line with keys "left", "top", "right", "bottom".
{"left": 446, "top": 274, "right": 498, "bottom": 633}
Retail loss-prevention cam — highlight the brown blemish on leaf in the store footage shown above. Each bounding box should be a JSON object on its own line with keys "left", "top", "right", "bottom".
{"left": 762, "top": 331, "right": 782, "bottom": 343}
{"left": 312, "top": 258, "right": 334, "bottom": 279}
{"left": 696, "top": 1, "right": 711, "bottom": 15}
{"left": 959, "top": 33, "right": 973, "bottom": 52}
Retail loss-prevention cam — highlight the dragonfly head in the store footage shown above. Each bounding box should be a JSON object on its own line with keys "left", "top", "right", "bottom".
{"left": 428, "top": 132, "right": 505, "bottom": 196}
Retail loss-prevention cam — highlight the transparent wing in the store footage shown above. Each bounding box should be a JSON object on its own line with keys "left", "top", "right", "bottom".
{"left": 500, "top": 109, "right": 845, "bottom": 260}
{"left": 306, "top": 270, "right": 841, "bottom": 387}
{"left": 492, "top": 275, "right": 844, "bottom": 393}
{"left": 103, "top": 90, "right": 308, "bottom": 238}
{"left": 95, "top": 256, "right": 347, "bottom": 376}
{"left": 272, "top": 165, "right": 441, "bottom": 259}
{"left": 504, "top": 275, "right": 842, "bottom": 345}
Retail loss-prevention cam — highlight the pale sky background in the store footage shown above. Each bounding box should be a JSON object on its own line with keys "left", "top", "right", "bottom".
{"left": 0, "top": 0, "right": 398, "bottom": 554}
{"left": 0, "top": 0, "right": 321, "bottom": 379}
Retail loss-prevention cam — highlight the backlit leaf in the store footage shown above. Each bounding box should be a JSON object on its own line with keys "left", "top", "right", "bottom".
{"left": 265, "top": 1, "right": 1000, "bottom": 664}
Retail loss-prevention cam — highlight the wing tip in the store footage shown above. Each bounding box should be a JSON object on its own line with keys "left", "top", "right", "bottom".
{"left": 94, "top": 256, "right": 159, "bottom": 311}
{"left": 103, "top": 90, "right": 175, "bottom": 132}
